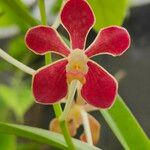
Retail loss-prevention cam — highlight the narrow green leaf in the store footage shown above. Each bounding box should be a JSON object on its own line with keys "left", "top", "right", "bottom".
{"left": 88, "top": 0, "right": 129, "bottom": 30}
{"left": 0, "top": 122, "right": 101, "bottom": 150}
{"left": 100, "top": 95, "right": 150, "bottom": 150}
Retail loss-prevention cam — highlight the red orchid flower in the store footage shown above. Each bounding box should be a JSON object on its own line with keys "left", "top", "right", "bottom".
{"left": 25, "top": 0, "right": 130, "bottom": 108}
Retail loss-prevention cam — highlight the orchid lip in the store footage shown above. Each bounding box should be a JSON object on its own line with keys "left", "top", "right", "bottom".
{"left": 67, "top": 70, "right": 85, "bottom": 76}
{"left": 66, "top": 71, "right": 86, "bottom": 84}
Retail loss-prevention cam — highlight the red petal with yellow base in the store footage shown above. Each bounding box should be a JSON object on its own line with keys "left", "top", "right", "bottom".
{"left": 81, "top": 61, "right": 118, "bottom": 108}
{"left": 32, "top": 59, "right": 68, "bottom": 104}
{"left": 85, "top": 26, "right": 131, "bottom": 58}
{"left": 25, "top": 25, "right": 70, "bottom": 57}
{"left": 61, "top": 0, "right": 95, "bottom": 50}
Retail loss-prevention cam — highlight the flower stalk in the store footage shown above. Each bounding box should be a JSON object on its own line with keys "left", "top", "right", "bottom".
{"left": 52, "top": 15, "right": 60, "bottom": 29}
{"left": 0, "top": 48, "right": 35, "bottom": 75}
{"left": 38, "top": 0, "right": 76, "bottom": 149}
{"left": 81, "top": 109, "right": 93, "bottom": 146}
{"left": 38, "top": 0, "right": 47, "bottom": 25}
{"left": 38, "top": 0, "right": 52, "bottom": 63}
{"left": 59, "top": 80, "right": 78, "bottom": 121}
{"left": 52, "top": 0, "right": 66, "bottom": 29}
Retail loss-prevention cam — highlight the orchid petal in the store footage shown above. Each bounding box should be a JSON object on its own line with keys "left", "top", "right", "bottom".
{"left": 49, "top": 118, "right": 61, "bottom": 133}
{"left": 81, "top": 61, "right": 118, "bottom": 108}
{"left": 32, "top": 59, "right": 68, "bottom": 104}
{"left": 61, "top": 0, "right": 95, "bottom": 50}
{"left": 25, "top": 25, "right": 70, "bottom": 57}
{"left": 49, "top": 118, "right": 77, "bottom": 136}
{"left": 85, "top": 26, "right": 130, "bottom": 58}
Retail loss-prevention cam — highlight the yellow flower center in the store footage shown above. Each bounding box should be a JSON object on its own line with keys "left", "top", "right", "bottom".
{"left": 66, "top": 49, "right": 89, "bottom": 84}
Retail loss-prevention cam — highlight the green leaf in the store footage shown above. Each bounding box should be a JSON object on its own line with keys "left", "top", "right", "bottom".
{"left": 0, "top": 122, "right": 101, "bottom": 150}
{"left": 88, "top": 0, "right": 129, "bottom": 30}
{"left": 0, "top": 100, "right": 16, "bottom": 150}
{"left": 0, "top": 1, "right": 26, "bottom": 29}
{"left": 0, "top": 3, "right": 19, "bottom": 27}
{"left": 0, "top": 10, "right": 14, "bottom": 27}
{"left": 100, "top": 95, "right": 150, "bottom": 150}
{"left": 0, "top": 84, "right": 33, "bottom": 118}
{"left": 0, "top": 0, "right": 38, "bottom": 29}
{"left": 0, "top": 134, "right": 16, "bottom": 150}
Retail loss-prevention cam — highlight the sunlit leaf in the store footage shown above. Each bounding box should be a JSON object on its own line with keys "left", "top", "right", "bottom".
{"left": 0, "top": 122, "right": 101, "bottom": 150}
{"left": 0, "top": 103, "right": 16, "bottom": 150}
{"left": 0, "top": 1, "right": 26, "bottom": 29}
{"left": 0, "top": 134, "right": 16, "bottom": 150}
{"left": 88, "top": 0, "right": 129, "bottom": 30}
{"left": 0, "top": 0, "right": 38, "bottom": 30}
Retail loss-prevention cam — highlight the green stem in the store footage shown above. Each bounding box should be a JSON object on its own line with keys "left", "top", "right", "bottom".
{"left": 38, "top": 0, "right": 52, "bottom": 64}
{"left": 12, "top": 54, "right": 32, "bottom": 85}
{"left": 45, "top": 53, "right": 52, "bottom": 65}
{"left": 52, "top": 15, "right": 60, "bottom": 29}
{"left": 81, "top": 110, "right": 93, "bottom": 146}
{"left": 38, "top": 0, "right": 47, "bottom": 25}
{"left": 0, "top": 48, "right": 35, "bottom": 75}
{"left": 53, "top": 105, "right": 76, "bottom": 150}
{"left": 38, "top": 1, "right": 75, "bottom": 149}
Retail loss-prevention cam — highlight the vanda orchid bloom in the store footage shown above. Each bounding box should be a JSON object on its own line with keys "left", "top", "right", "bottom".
{"left": 25, "top": 0, "right": 130, "bottom": 108}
